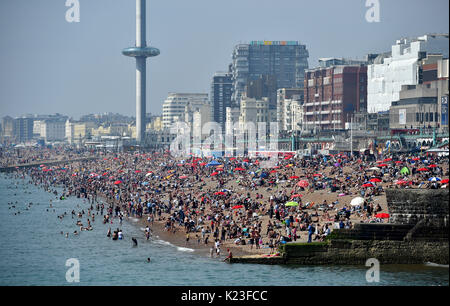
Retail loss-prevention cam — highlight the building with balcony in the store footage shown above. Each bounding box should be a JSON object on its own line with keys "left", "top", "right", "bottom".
{"left": 304, "top": 65, "right": 367, "bottom": 131}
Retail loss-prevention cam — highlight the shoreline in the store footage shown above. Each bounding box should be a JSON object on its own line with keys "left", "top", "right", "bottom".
{"left": 132, "top": 213, "right": 267, "bottom": 259}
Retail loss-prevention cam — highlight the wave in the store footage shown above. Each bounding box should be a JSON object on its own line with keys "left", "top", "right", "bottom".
{"left": 425, "top": 262, "right": 449, "bottom": 268}
{"left": 153, "top": 239, "right": 195, "bottom": 253}
{"left": 176, "top": 247, "right": 195, "bottom": 253}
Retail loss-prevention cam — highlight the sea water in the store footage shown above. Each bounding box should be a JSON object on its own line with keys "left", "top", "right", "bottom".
{"left": 0, "top": 174, "right": 448, "bottom": 286}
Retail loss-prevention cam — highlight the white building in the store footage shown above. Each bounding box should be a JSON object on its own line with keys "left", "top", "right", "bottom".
{"left": 40, "top": 120, "right": 66, "bottom": 142}
{"left": 65, "top": 120, "right": 74, "bottom": 144}
{"left": 162, "top": 93, "right": 209, "bottom": 128}
{"left": 367, "top": 34, "right": 449, "bottom": 113}
{"left": 278, "top": 98, "right": 304, "bottom": 132}
{"left": 225, "top": 107, "right": 240, "bottom": 136}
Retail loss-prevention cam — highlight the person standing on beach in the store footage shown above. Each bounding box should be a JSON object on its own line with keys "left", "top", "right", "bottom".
{"left": 186, "top": 232, "right": 190, "bottom": 246}
{"left": 307, "top": 223, "right": 315, "bottom": 243}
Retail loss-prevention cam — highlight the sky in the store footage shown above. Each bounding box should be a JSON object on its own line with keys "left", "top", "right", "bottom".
{"left": 0, "top": 0, "right": 448, "bottom": 119}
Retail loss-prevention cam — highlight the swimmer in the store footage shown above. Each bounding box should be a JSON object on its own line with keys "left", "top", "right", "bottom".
{"left": 132, "top": 237, "right": 138, "bottom": 247}
{"left": 147, "top": 257, "right": 151, "bottom": 263}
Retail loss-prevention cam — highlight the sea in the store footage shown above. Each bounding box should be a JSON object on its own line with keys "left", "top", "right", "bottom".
{"left": 0, "top": 173, "right": 448, "bottom": 286}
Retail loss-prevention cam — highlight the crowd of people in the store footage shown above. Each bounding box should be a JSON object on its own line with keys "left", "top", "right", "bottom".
{"left": 1, "top": 145, "right": 448, "bottom": 256}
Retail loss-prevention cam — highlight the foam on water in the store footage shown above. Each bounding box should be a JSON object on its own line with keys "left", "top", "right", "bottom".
{"left": 425, "top": 262, "right": 449, "bottom": 268}
{"left": 177, "top": 247, "right": 195, "bottom": 253}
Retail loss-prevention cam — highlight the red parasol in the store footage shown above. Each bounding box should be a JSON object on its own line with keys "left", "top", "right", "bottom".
{"left": 297, "top": 180, "right": 309, "bottom": 187}
{"left": 369, "top": 178, "right": 382, "bottom": 183}
{"left": 234, "top": 167, "right": 246, "bottom": 171}
{"left": 232, "top": 205, "right": 243, "bottom": 209}
{"left": 210, "top": 172, "right": 219, "bottom": 176}
{"left": 289, "top": 176, "right": 300, "bottom": 180}
{"left": 375, "top": 213, "right": 390, "bottom": 219}
{"left": 417, "top": 168, "right": 429, "bottom": 172}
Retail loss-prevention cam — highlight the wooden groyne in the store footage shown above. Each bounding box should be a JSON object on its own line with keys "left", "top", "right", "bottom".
{"left": 0, "top": 157, "right": 100, "bottom": 172}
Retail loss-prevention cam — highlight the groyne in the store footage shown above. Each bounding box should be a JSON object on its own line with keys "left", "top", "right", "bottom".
{"left": 229, "top": 189, "right": 449, "bottom": 265}
{"left": 0, "top": 157, "right": 100, "bottom": 172}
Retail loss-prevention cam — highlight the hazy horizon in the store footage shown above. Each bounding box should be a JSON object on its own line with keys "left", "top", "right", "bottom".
{"left": 0, "top": 0, "right": 449, "bottom": 119}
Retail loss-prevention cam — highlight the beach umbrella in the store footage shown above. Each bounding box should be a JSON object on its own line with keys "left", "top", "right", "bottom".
{"left": 441, "top": 179, "right": 449, "bottom": 184}
{"left": 210, "top": 172, "right": 219, "bottom": 176}
{"left": 428, "top": 164, "right": 438, "bottom": 168}
{"left": 428, "top": 177, "right": 441, "bottom": 182}
{"left": 215, "top": 191, "right": 226, "bottom": 196}
{"left": 200, "top": 162, "right": 207, "bottom": 166}
{"left": 378, "top": 164, "right": 388, "bottom": 167}
{"left": 395, "top": 161, "right": 403, "bottom": 164}
{"left": 270, "top": 170, "right": 277, "bottom": 174}
{"left": 289, "top": 176, "right": 300, "bottom": 180}
{"left": 383, "top": 158, "right": 392, "bottom": 162}
{"left": 369, "top": 167, "right": 380, "bottom": 171}
{"left": 351, "top": 197, "right": 365, "bottom": 206}
{"left": 362, "top": 183, "right": 375, "bottom": 188}
{"left": 375, "top": 213, "right": 390, "bottom": 219}
{"left": 400, "top": 167, "right": 410, "bottom": 175}
{"left": 396, "top": 179, "right": 409, "bottom": 185}
{"left": 232, "top": 205, "right": 243, "bottom": 209}
{"left": 418, "top": 168, "right": 429, "bottom": 172}
{"left": 179, "top": 175, "right": 188, "bottom": 179}
{"left": 297, "top": 180, "right": 309, "bottom": 187}
{"left": 141, "top": 182, "right": 149, "bottom": 186}
{"left": 216, "top": 168, "right": 224, "bottom": 171}
{"left": 207, "top": 160, "right": 221, "bottom": 167}
{"left": 135, "top": 170, "right": 142, "bottom": 173}
{"left": 313, "top": 174, "right": 322, "bottom": 177}
{"left": 412, "top": 157, "right": 420, "bottom": 161}
{"left": 234, "top": 167, "right": 246, "bottom": 171}
{"left": 369, "top": 178, "right": 382, "bottom": 183}
{"left": 286, "top": 164, "right": 294, "bottom": 168}
{"left": 291, "top": 194, "right": 303, "bottom": 199}
{"left": 114, "top": 180, "right": 122, "bottom": 185}
{"left": 145, "top": 172, "right": 153, "bottom": 177}
{"left": 334, "top": 163, "right": 340, "bottom": 167}
{"left": 285, "top": 201, "right": 299, "bottom": 207}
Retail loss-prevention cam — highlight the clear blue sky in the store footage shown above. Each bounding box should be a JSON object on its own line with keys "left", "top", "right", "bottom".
{"left": 0, "top": 0, "right": 448, "bottom": 119}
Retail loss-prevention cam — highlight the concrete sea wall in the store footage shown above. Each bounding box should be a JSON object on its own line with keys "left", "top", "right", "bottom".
{"left": 230, "top": 189, "right": 449, "bottom": 265}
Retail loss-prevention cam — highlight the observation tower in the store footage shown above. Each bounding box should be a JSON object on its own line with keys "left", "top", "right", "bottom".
{"left": 122, "top": 0, "right": 160, "bottom": 144}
